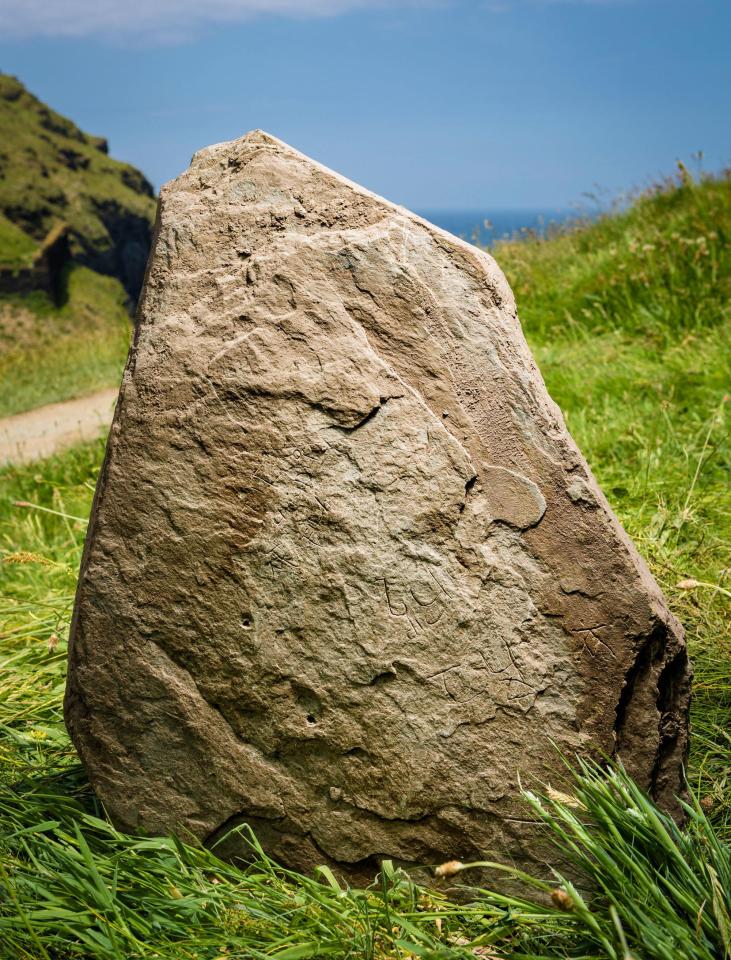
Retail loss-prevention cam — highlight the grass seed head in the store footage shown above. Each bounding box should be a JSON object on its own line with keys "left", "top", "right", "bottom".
{"left": 434, "top": 860, "right": 464, "bottom": 878}
{"left": 551, "top": 888, "right": 575, "bottom": 912}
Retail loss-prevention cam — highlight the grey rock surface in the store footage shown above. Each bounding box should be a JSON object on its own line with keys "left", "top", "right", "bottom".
{"left": 65, "top": 131, "right": 691, "bottom": 881}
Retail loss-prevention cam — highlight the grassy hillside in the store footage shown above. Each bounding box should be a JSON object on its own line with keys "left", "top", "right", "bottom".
{"left": 0, "top": 74, "right": 156, "bottom": 301}
{"left": 0, "top": 76, "right": 155, "bottom": 415}
{"left": 498, "top": 168, "right": 730, "bottom": 818}
{"left": 0, "top": 264, "right": 130, "bottom": 418}
{"left": 0, "top": 170, "right": 729, "bottom": 959}
{"left": 0, "top": 212, "right": 38, "bottom": 269}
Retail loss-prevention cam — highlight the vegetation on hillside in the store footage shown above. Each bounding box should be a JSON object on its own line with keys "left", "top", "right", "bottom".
{"left": 497, "top": 167, "right": 731, "bottom": 820}
{"left": 0, "top": 213, "right": 38, "bottom": 269}
{"left": 503, "top": 163, "right": 729, "bottom": 342}
{"left": 0, "top": 74, "right": 156, "bottom": 301}
{"left": 0, "top": 168, "right": 729, "bottom": 958}
{"left": 0, "top": 264, "right": 130, "bottom": 418}
{"left": 0, "top": 75, "right": 156, "bottom": 416}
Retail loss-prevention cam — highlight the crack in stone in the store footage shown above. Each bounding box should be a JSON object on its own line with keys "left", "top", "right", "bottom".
{"left": 326, "top": 394, "right": 401, "bottom": 433}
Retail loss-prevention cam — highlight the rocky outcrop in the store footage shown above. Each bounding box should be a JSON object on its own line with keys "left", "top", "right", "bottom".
{"left": 65, "top": 132, "right": 691, "bottom": 883}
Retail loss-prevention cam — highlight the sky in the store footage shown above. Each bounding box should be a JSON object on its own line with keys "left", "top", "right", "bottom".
{"left": 0, "top": 0, "right": 728, "bottom": 211}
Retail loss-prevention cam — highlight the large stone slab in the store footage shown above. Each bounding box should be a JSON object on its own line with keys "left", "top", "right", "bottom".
{"left": 65, "top": 132, "right": 691, "bottom": 881}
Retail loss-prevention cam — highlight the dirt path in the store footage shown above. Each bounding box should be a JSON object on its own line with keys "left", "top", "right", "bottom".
{"left": 0, "top": 388, "right": 118, "bottom": 466}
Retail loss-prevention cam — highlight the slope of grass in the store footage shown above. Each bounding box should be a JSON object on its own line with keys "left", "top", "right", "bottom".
{"left": 496, "top": 169, "right": 731, "bottom": 825}
{"left": 0, "top": 264, "right": 131, "bottom": 417}
{"left": 0, "top": 214, "right": 38, "bottom": 269}
{"left": 0, "top": 74, "right": 153, "bottom": 415}
{"left": 0, "top": 74, "right": 156, "bottom": 300}
{"left": 0, "top": 169, "right": 729, "bottom": 958}
{"left": 503, "top": 165, "right": 730, "bottom": 342}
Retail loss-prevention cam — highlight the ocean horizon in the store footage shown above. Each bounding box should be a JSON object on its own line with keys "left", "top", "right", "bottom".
{"left": 417, "top": 208, "right": 581, "bottom": 247}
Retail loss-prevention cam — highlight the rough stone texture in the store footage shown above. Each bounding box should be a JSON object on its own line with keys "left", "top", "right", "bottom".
{"left": 65, "top": 131, "right": 691, "bottom": 881}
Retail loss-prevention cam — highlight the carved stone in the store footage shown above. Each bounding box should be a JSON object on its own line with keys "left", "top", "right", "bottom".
{"left": 65, "top": 131, "right": 691, "bottom": 882}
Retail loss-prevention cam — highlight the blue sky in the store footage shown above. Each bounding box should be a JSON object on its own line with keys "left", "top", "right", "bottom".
{"left": 0, "top": 0, "right": 728, "bottom": 210}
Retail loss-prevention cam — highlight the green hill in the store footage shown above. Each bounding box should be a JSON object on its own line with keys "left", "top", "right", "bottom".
{"left": 0, "top": 265, "right": 131, "bottom": 418}
{"left": 0, "top": 210, "right": 38, "bottom": 268}
{"left": 0, "top": 76, "right": 158, "bottom": 417}
{"left": 498, "top": 167, "right": 730, "bottom": 833}
{"left": 0, "top": 74, "right": 156, "bottom": 301}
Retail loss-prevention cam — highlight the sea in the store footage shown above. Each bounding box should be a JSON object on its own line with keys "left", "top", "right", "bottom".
{"left": 416, "top": 209, "right": 577, "bottom": 247}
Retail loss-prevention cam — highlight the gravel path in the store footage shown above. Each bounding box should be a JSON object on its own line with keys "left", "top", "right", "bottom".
{"left": 0, "top": 388, "right": 118, "bottom": 466}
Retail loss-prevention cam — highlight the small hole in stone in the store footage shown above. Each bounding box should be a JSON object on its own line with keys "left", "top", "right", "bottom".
{"left": 241, "top": 614, "right": 253, "bottom": 629}
{"left": 306, "top": 714, "right": 317, "bottom": 724}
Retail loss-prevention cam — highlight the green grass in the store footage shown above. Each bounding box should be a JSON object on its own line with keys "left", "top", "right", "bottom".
{"left": 0, "top": 72, "right": 150, "bottom": 416}
{"left": 0, "top": 73, "right": 152, "bottom": 417}
{"left": 503, "top": 164, "right": 730, "bottom": 342}
{"left": 496, "top": 169, "right": 731, "bottom": 826}
{"left": 0, "top": 264, "right": 131, "bottom": 417}
{"left": 0, "top": 214, "right": 38, "bottom": 269}
{"left": 0, "top": 170, "right": 729, "bottom": 958}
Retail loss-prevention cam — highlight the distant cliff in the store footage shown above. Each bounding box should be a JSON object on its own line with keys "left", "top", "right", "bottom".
{"left": 0, "top": 74, "right": 156, "bottom": 304}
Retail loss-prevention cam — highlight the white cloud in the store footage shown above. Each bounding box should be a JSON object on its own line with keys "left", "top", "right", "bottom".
{"left": 485, "top": 0, "right": 632, "bottom": 7}
{"left": 0, "top": 0, "right": 434, "bottom": 41}
{"left": 0, "top": 0, "right": 635, "bottom": 42}
{"left": 539, "top": 0, "right": 633, "bottom": 4}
